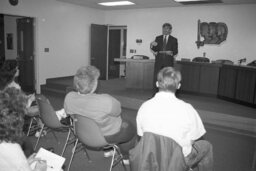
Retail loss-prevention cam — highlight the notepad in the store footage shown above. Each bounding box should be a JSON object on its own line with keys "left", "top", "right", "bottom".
{"left": 32, "top": 148, "right": 65, "bottom": 171}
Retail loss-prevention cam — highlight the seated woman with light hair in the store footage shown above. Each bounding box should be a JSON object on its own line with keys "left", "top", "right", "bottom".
{"left": 0, "top": 87, "right": 47, "bottom": 171}
{"left": 64, "top": 65, "right": 137, "bottom": 164}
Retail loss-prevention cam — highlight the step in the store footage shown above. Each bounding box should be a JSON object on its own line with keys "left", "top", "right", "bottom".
{"left": 40, "top": 84, "right": 66, "bottom": 97}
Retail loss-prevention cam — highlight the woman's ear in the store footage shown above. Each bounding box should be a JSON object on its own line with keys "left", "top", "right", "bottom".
{"left": 156, "top": 81, "right": 159, "bottom": 88}
{"left": 177, "top": 83, "right": 181, "bottom": 89}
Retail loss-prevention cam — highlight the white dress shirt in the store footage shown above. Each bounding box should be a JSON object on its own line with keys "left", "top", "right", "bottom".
{"left": 136, "top": 91, "right": 206, "bottom": 157}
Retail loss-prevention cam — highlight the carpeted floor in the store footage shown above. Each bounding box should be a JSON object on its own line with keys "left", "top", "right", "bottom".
{"left": 27, "top": 94, "right": 256, "bottom": 171}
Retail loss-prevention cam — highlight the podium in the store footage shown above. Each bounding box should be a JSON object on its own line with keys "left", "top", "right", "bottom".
{"left": 114, "top": 58, "right": 154, "bottom": 89}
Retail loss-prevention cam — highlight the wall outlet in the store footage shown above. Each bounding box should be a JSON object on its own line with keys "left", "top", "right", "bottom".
{"left": 44, "top": 48, "right": 49, "bottom": 52}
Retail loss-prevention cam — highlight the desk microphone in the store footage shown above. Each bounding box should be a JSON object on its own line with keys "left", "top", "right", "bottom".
{"left": 238, "top": 58, "right": 246, "bottom": 64}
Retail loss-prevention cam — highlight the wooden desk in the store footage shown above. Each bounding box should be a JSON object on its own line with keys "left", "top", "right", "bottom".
{"left": 175, "top": 61, "right": 221, "bottom": 96}
{"left": 114, "top": 58, "right": 155, "bottom": 89}
{"left": 218, "top": 64, "right": 256, "bottom": 105}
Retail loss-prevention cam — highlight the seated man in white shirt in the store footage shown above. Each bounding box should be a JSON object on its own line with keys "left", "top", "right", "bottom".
{"left": 136, "top": 66, "right": 213, "bottom": 171}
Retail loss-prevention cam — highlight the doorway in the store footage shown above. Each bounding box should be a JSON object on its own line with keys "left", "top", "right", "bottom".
{"left": 91, "top": 24, "right": 127, "bottom": 80}
{"left": 108, "top": 26, "right": 127, "bottom": 79}
{"left": 0, "top": 14, "right": 35, "bottom": 93}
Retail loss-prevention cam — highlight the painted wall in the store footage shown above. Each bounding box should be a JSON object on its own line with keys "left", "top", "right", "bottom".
{"left": 104, "top": 4, "right": 256, "bottom": 64}
{"left": 1, "top": 1, "right": 256, "bottom": 92}
{"left": 0, "top": 0, "right": 104, "bottom": 92}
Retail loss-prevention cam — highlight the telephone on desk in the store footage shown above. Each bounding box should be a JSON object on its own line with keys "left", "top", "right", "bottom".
{"left": 247, "top": 60, "right": 256, "bottom": 67}
{"left": 131, "top": 55, "right": 149, "bottom": 60}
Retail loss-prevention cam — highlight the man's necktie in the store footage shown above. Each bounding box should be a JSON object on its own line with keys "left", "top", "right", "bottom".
{"left": 163, "top": 36, "right": 167, "bottom": 51}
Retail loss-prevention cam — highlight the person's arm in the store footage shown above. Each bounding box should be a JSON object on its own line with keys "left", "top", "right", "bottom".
{"left": 26, "top": 93, "right": 35, "bottom": 108}
{"left": 172, "top": 38, "right": 178, "bottom": 56}
{"left": 150, "top": 36, "right": 160, "bottom": 53}
{"left": 28, "top": 153, "right": 47, "bottom": 171}
{"left": 188, "top": 105, "right": 206, "bottom": 141}
{"left": 108, "top": 96, "right": 122, "bottom": 117}
{"left": 136, "top": 106, "right": 144, "bottom": 137}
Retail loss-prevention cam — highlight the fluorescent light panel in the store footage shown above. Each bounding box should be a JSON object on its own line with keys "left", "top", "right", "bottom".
{"left": 174, "top": 0, "right": 222, "bottom": 4}
{"left": 98, "top": 1, "right": 135, "bottom": 6}
{"left": 174, "top": 0, "right": 207, "bottom": 2}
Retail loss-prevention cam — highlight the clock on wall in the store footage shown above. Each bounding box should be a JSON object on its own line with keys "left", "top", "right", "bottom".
{"left": 9, "top": 0, "right": 19, "bottom": 6}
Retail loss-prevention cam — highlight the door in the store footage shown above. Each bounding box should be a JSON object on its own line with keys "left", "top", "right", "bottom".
{"left": 0, "top": 14, "right": 4, "bottom": 64}
{"left": 17, "top": 17, "right": 35, "bottom": 93}
{"left": 108, "top": 29, "right": 120, "bottom": 79}
{"left": 91, "top": 24, "right": 108, "bottom": 80}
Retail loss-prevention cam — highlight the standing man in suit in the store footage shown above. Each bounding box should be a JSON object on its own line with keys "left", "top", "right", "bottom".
{"left": 150, "top": 23, "right": 178, "bottom": 93}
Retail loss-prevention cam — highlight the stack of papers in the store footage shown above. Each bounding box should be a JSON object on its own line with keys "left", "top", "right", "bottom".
{"left": 32, "top": 148, "right": 65, "bottom": 171}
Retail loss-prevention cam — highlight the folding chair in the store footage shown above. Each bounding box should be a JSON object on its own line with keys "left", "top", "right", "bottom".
{"left": 34, "top": 94, "right": 73, "bottom": 156}
{"left": 67, "top": 114, "right": 127, "bottom": 171}
{"left": 26, "top": 113, "right": 40, "bottom": 136}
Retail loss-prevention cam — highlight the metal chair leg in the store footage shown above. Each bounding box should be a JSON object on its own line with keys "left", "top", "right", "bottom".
{"left": 82, "top": 144, "right": 92, "bottom": 162}
{"left": 26, "top": 117, "right": 34, "bottom": 136}
{"left": 27, "top": 117, "right": 39, "bottom": 136}
{"left": 67, "top": 138, "right": 79, "bottom": 171}
{"left": 61, "top": 128, "right": 72, "bottom": 156}
{"left": 34, "top": 124, "right": 45, "bottom": 150}
{"left": 252, "top": 144, "right": 256, "bottom": 170}
{"left": 113, "top": 145, "right": 127, "bottom": 171}
{"left": 51, "top": 131, "right": 59, "bottom": 144}
{"left": 109, "top": 146, "right": 117, "bottom": 171}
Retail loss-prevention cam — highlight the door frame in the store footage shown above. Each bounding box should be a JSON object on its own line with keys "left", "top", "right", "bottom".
{"left": 1, "top": 13, "right": 38, "bottom": 93}
{"left": 109, "top": 25, "right": 127, "bottom": 77}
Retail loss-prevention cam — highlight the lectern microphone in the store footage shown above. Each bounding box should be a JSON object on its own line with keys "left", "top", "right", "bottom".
{"left": 238, "top": 58, "right": 246, "bottom": 64}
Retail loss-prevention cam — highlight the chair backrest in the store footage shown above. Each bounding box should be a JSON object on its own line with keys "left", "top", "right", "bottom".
{"left": 73, "top": 114, "right": 108, "bottom": 148}
{"left": 130, "top": 132, "right": 188, "bottom": 171}
{"left": 36, "top": 94, "right": 63, "bottom": 128}
{"left": 192, "top": 57, "right": 210, "bottom": 63}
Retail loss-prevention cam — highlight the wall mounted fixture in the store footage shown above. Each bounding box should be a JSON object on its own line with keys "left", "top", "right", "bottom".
{"left": 196, "top": 19, "right": 228, "bottom": 48}
{"left": 136, "top": 39, "right": 142, "bottom": 44}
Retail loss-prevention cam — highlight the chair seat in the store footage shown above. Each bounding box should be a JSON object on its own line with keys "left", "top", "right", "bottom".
{"left": 130, "top": 132, "right": 188, "bottom": 171}
{"left": 66, "top": 114, "right": 127, "bottom": 171}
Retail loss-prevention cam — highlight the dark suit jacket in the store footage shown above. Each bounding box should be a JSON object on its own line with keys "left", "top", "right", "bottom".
{"left": 151, "top": 35, "right": 178, "bottom": 90}
{"left": 151, "top": 35, "right": 178, "bottom": 57}
{"left": 129, "top": 132, "right": 188, "bottom": 171}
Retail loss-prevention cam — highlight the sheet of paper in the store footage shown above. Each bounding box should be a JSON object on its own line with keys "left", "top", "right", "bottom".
{"left": 34, "top": 148, "right": 65, "bottom": 171}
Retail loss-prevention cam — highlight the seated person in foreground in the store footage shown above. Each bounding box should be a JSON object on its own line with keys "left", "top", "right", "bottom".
{"left": 64, "top": 65, "right": 137, "bottom": 162}
{"left": 136, "top": 67, "right": 213, "bottom": 170}
{"left": 0, "top": 61, "right": 44, "bottom": 137}
{"left": 0, "top": 60, "right": 37, "bottom": 113}
{"left": 0, "top": 88, "right": 47, "bottom": 171}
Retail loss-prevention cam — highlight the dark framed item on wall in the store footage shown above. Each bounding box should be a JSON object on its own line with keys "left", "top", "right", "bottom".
{"left": 9, "top": 0, "right": 19, "bottom": 6}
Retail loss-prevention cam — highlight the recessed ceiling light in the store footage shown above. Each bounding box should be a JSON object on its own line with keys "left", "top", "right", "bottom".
{"left": 174, "top": 0, "right": 206, "bottom": 2}
{"left": 98, "top": 1, "right": 135, "bottom": 6}
{"left": 174, "top": 0, "right": 222, "bottom": 4}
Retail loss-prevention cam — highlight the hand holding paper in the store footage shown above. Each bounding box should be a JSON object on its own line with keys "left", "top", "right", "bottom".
{"left": 31, "top": 148, "right": 65, "bottom": 171}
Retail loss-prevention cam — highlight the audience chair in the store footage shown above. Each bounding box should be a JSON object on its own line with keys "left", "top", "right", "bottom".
{"left": 129, "top": 132, "right": 190, "bottom": 171}
{"left": 34, "top": 94, "right": 73, "bottom": 156}
{"left": 25, "top": 102, "right": 42, "bottom": 136}
{"left": 26, "top": 113, "right": 40, "bottom": 136}
{"left": 67, "top": 114, "right": 127, "bottom": 171}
